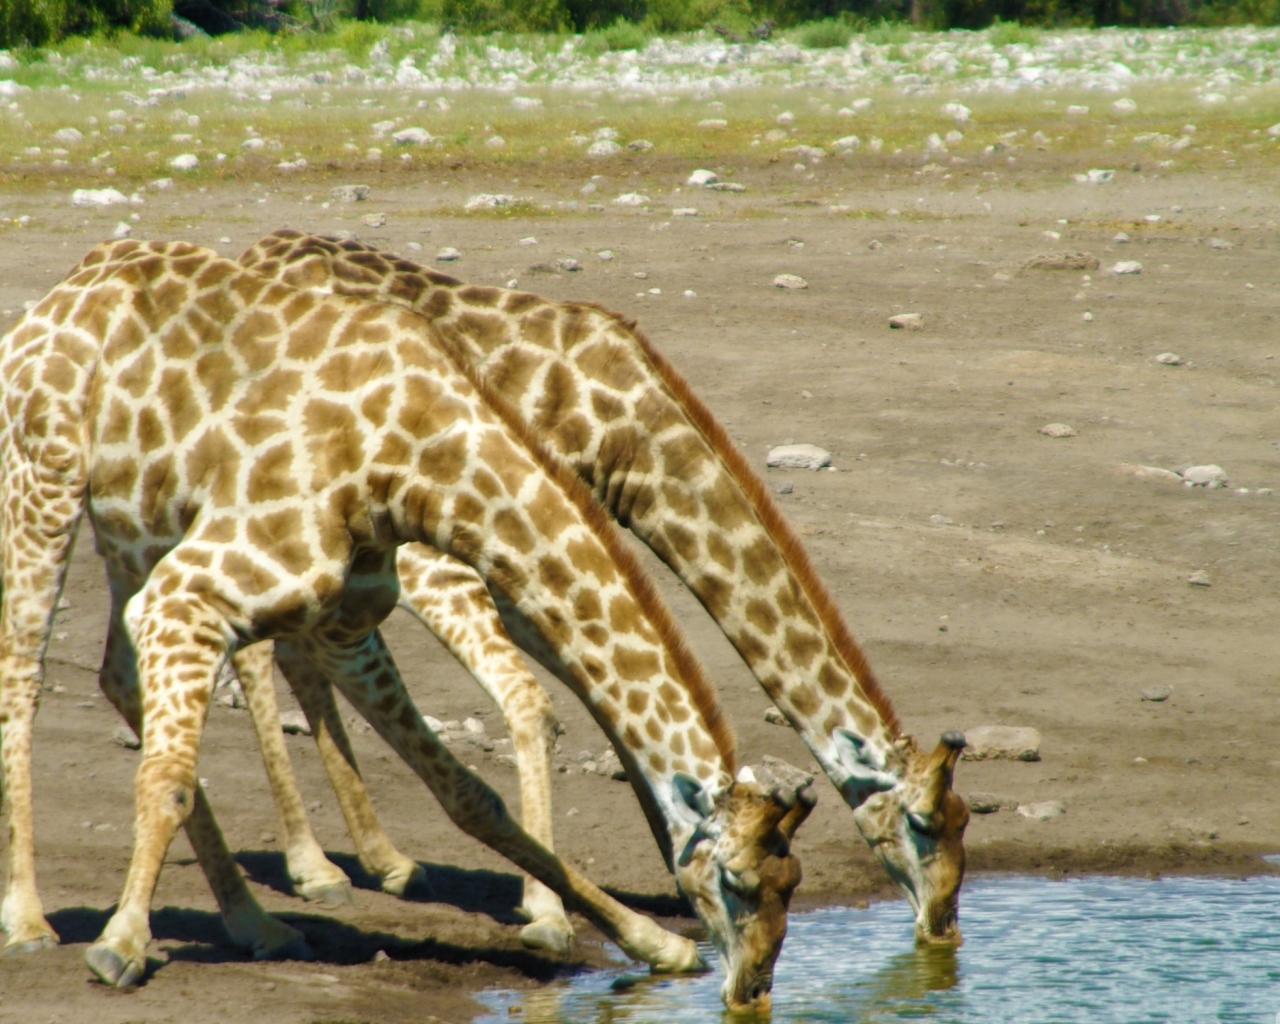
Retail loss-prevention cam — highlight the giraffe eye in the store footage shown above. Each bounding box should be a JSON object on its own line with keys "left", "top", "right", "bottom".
{"left": 906, "top": 811, "right": 933, "bottom": 836}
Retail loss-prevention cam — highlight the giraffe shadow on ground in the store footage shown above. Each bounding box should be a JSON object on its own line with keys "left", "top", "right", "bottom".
{"left": 46, "top": 903, "right": 583, "bottom": 984}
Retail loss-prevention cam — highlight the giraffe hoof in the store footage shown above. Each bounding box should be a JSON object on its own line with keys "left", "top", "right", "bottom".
{"left": 254, "top": 932, "right": 314, "bottom": 963}
{"left": 4, "top": 932, "right": 59, "bottom": 956}
{"left": 298, "top": 881, "right": 355, "bottom": 907}
{"left": 380, "top": 860, "right": 431, "bottom": 900}
{"left": 519, "top": 918, "right": 574, "bottom": 955}
{"left": 85, "top": 942, "right": 145, "bottom": 988}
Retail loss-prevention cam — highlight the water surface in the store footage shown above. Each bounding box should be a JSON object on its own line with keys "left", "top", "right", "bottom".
{"left": 477, "top": 874, "right": 1280, "bottom": 1023}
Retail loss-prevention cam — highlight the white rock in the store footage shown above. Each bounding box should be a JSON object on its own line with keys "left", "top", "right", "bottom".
{"left": 1082, "top": 311, "right": 1093, "bottom": 322}
{"left": 776, "top": 110, "right": 795, "bottom": 125}
{"left": 1141, "top": 684, "right": 1172, "bottom": 701}
{"left": 773, "top": 274, "right": 807, "bottom": 290}
{"left": 672, "top": 207, "right": 700, "bottom": 217}
{"left": 464, "top": 193, "right": 516, "bottom": 211}
{"left": 361, "top": 212, "right": 386, "bottom": 228}
{"left": 593, "top": 127, "right": 618, "bottom": 140}
{"left": 280, "top": 710, "right": 312, "bottom": 736}
{"left": 1208, "top": 237, "right": 1233, "bottom": 250}
{"left": 832, "top": 135, "right": 860, "bottom": 150}
{"left": 706, "top": 182, "right": 745, "bottom": 192}
{"left": 1188, "top": 570, "right": 1212, "bottom": 587}
{"left": 587, "top": 139, "right": 621, "bottom": 156}
{"left": 1113, "top": 231, "right": 1130, "bottom": 243}
{"left": 392, "top": 127, "right": 433, "bottom": 145}
{"left": 764, "top": 706, "right": 788, "bottom": 726}
{"left": 683, "top": 289, "right": 696, "bottom": 298}
{"left": 687, "top": 168, "right": 717, "bottom": 186}
{"left": 597, "top": 249, "right": 614, "bottom": 261}
{"left": 627, "top": 139, "right": 654, "bottom": 152}
{"left": 941, "top": 101, "right": 971, "bottom": 122}
{"left": 697, "top": 119, "right": 728, "bottom": 131}
{"left": 1112, "top": 98, "right": 1138, "bottom": 114}
{"left": 1083, "top": 168, "right": 1115, "bottom": 184}
{"left": 111, "top": 222, "right": 132, "bottom": 239}
{"left": 53, "top": 127, "right": 83, "bottom": 144}
{"left": 1111, "top": 260, "right": 1142, "bottom": 275}
{"left": 371, "top": 119, "right": 397, "bottom": 135}
{"left": 435, "top": 247, "right": 462, "bottom": 261}
{"left": 888, "top": 313, "right": 923, "bottom": 330}
{"left": 424, "top": 715, "right": 445, "bottom": 732}
{"left": 555, "top": 258, "right": 583, "bottom": 272}
{"left": 1122, "top": 464, "right": 1181, "bottom": 483}
{"left": 1155, "top": 352, "right": 1183, "bottom": 365}
{"left": 963, "top": 725, "right": 1042, "bottom": 762}
{"left": 518, "top": 236, "right": 537, "bottom": 246}
{"left": 1267, "top": 123, "right": 1280, "bottom": 138}
{"left": 1066, "top": 105, "right": 1090, "bottom": 115}
{"left": 1038, "top": 423, "right": 1077, "bottom": 438}
{"left": 766, "top": 444, "right": 831, "bottom": 471}
{"left": 330, "top": 184, "right": 370, "bottom": 203}
{"left": 169, "top": 153, "right": 198, "bottom": 171}
{"left": 464, "top": 716, "right": 486, "bottom": 735}
{"left": 484, "top": 136, "right": 506, "bottom": 149}
{"left": 111, "top": 724, "right": 141, "bottom": 749}
{"left": 1180, "top": 464, "right": 1227, "bottom": 487}
{"left": 72, "top": 187, "right": 128, "bottom": 207}
{"left": 613, "top": 192, "right": 650, "bottom": 206}
{"left": 512, "top": 96, "right": 542, "bottom": 109}
{"left": 945, "top": 130, "right": 964, "bottom": 145}
{"left": 242, "top": 137, "right": 265, "bottom": 150}
{"left": 1017, "top": 801, "right": 1065, "bottom": 821}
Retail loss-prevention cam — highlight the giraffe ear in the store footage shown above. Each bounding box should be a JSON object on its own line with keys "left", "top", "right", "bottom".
{"left": 831, "top": 728, "right": 899, "bottom": 804}
{"left": 671, "top": 772, "right": 714, "bottom": 826}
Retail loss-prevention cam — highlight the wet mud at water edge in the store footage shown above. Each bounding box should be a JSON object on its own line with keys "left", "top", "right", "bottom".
{"left": 2, "top": 159, "right": 1280, "bottom": 1023}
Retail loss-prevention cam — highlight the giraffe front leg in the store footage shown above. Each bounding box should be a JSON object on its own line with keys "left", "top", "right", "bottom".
{"left": 275, "top": 648, "right": 427, "bottom": 898}
{"left": 286, "top": 631, "right": 702, "bottom": 974}
{"left": 233, "top": 642, "right": 355, "bottom": 905}
{"left": 86, "top": 581, "right": 309, "bottom": 988}
{"left": 395, "top": 546, "right": 570, "bottom": 951}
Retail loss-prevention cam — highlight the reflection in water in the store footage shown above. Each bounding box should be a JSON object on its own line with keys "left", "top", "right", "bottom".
{"left": 477, "top": 874, "right": 1280, "bottom": 1023}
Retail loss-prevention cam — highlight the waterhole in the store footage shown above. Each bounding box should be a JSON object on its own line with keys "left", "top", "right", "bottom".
{"left": 477, "top": 873, "right": 1280, "bottom": 1023}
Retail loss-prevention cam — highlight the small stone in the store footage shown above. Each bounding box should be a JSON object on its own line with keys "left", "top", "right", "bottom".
{"left": 888, "top": 313, "right": 923, "bottom": 330}
{"left": 330, "top": 185, "right": 370, "bottom": 203}
{"left": 672, "top": 207, "right": 700, "bottom": 217}
{"left": 280, "top": 710, "right": 311, "bottom": 736}
{"left": 682, "top": 290, "right": 697, "bottom": 298}
{"left": 464, "top": 193, "right": 518, "bottom": 211}
{"left": 72, "top": 187, "right": 128, "bottom": 207}
{"left": 528, "top": 262, "right": 558, "bottom": 274}
{"left": 705, "top": 182, "right": 746, "bottom": 193}
{"left": 766, "top": 444, "right": 831, "bottom": 471}
{"left": 966, "top": 792, "right": 1016, "bottom": 814}
{"left": 774, "top": 481, "right": 793, "bottom": 495}
{"left": 763, "top": 706, "right": 788, "bottom": 726}
{"left": 1141, "top": 684, "right": 1172, "bottom": 702}
{"left": 1113, "top": 231, "right": 1130, "bottom": 243}
{"left": 242, "top": 137, "right": 265, "bottom": 150}
{"left": 1133, "top": 756, "right": 1147, "bottom": 764}
{"left": 111, "top": 724, "right": 141, "bottom": 750}
{"left": 1112, "top": 98, "right": 1137, "bottom": 114}
{"left": 53, "top": 127, "right": 83, "bottom": 144}
{"left": 1187, "top": 570, "right": 1212, "bottom": 587}
{"left": 587, "top": 139, "right": 622, "bottom": 157}
{"left": 554, "top": 258, "right": 582, "bottom": 272}
{"left": 169, "top": 153, "right": 198, "bottom": 171}
{"left": 697, "top": 119, "right": 728, "bottom": 131}
{"left": 1083, "top": 168, "right": 1115, "bottom": 184}
{"left": 773, "top": 274, "right": 807, "bottom": 290}
{"left": 1122, "top": 464, "right": 1182, "bottom": 484}
{"left": 627, "top": 139, "right": 654, "bottom": 152}
{"left": 1111, "top": 260, "right": 1142, "bottom": 275}
{"left": 613, "top": 192, "right": 650, "bottom": 206}
{"left": 1208, "top": 237, "right": 1234, "bottom": 250}
{"left": 1017, "top": 800, "right": 1066, "bottom": 821}
{"left": 741, "top": 755, "right": 814, "bottom": 793}
{"left": 424, "top": 715, "right": 445, "bottom": 732}
{"left": 962, "top": 725, "right": 1042, "bottom": 762}
{"left": 868, "top": 239, "right": 884, "bottom": 250}
{"left": 361, "top": 212, "right": 386, "bottom": 228}
{"left": 435, "top": 247, "right": 462, "bottom": 261}
{"left": 1154, "top": 352, "right": 1183, "bottom": 365}
{"left": 1082, "top": 312, "right": 1094, "bottom": 322}
{"left": 495, "top": 753, "right": 517, "bottom": 769}
{"left": 597, "top": 249, "right": 614, "bottom": 261}
{"left": 776, "top": 111, "right": 795, "bottom": 125}
{"left": 1180, "top": 464, "right": 1227, "bottom": 487}
{"left": 1066, "top": 105, "right": 1090, "bottom": 116}
{"left": 518, "top": 236, "right": 537, "bottom": 246}
{"left": 373, "top": 949, "right": 391, "bottom": 963}
{"left": 687, "top": 169, "right": 718, "bottom": 187}
{"left": 484, "top": 136, "right": 505, "bottom": 150}
{"left": 1038, "top": 423, "right": 1077, "bottom": 438}
{"left": 391, "top": 127, "right": 432, "bottom": 145}
{"left": 1023, "top": 251, "right": 1100, "bottom": 272}
{"left": 111, "top": 222, "right": 132, "bottom": 239}
{"left": 463, "top": 716, "right": 486, "bottom": 736}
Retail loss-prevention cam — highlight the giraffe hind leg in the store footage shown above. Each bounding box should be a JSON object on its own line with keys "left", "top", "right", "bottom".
{"left": 232, "top": 641, "right": 355, "bottom": 905}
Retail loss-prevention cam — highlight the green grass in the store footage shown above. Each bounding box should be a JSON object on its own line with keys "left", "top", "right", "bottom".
{"left": 793, "top": 18, "right": 855, "bottom": 49}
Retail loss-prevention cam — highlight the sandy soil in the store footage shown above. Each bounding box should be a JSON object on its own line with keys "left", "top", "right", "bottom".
{"left": 1, "top": 155, "right": 1279, "bottom": 1023}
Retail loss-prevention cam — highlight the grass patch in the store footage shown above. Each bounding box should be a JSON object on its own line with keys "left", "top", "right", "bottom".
{"left": 794, "top": 18, "right": 855, "bottom": 49}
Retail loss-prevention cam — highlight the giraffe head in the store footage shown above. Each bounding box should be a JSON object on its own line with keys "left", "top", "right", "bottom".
{"left": 671, "top": 777, "right": 813, "bottom": 1011}
{"left": 846, "top": 731, "right": 969, "bottom": 944}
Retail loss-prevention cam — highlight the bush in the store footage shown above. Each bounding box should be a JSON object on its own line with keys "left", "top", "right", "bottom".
{"left": 0, "top": 0, "right": 171, "bottom": 46}
{"left": 0, "top": 0, "right": 66, "bottom": 46}
{"left": 795, "top": 14, "right": 854, "bottom": 43}
{"left": 441, "top": 0, "right": 570, "bottom": 30}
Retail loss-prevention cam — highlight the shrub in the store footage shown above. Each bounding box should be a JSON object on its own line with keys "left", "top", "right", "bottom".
{"left": 441, "top": 0, "right": 570, "bottom": 31}
{"left": 795, "top": 15, "right": 853, "bottom": 44}
{"left": 0, "top": 0, "right": 66, "bottom": 46}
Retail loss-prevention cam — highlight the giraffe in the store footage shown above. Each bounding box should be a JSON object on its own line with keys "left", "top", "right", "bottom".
{"left": 0, "top": 240, "right": 811, "bottom": 1011}
{"left": 236, "top": 230, "right": 971, "bottom": 943}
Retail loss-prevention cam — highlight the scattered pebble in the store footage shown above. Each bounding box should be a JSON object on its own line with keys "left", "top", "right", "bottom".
{"left": 72, "top": 187, "right": 128, "bottom": 207}
{"left": 766, "top": 444, "right": 831, "bottom": 471}
{"left": 330, "top": 184, "right": 370, "bottom": 203}
{"left": 391, "top": 127, "right": 433, "bottom": 145}
{"left": 279, "top": 710, "right": 312, "bottom": 736}
{"left": 1111, "top": 260, "right": 1142, "bottom": 274}
{"left": 773, "top": 274, "right": 808, "bottom": 290}
{"left": 1180, "top": 464, "right": 1227, "bottom": 487}
{"left": 518, "top": 236, "right": 537, "bottom": 246}
{"left": 888, "top": 312, "right": 923, "bottom": 330}
{"left": 706, "top": 182, "right": 746, "bottom": 192}
{"left": 740, "top": 754, "right": 813, "bottom": 793}
{"left": 697, "top": 118, "right": 728, "bottom": 131}
{"left": 435, "top": 247, "right": 462, "bottom": 261}
{"left": 587, "top": 139, "right": 621, "bottom": 156}
{"left": 613, "top": 192, "right": 650, "bottom": 206}
{"left": 1082, "top": 311, "right": 1094, "bottom": 322}
{"left": 1121, "top": 463, "right": 1182, "bottom": 484}
{"left": 966, "top": 792, "right": 1016, "bottom": 814}
{"left": 868, "top": 239, "right": 884, "bottom": 250}
{"left": 1141, "top": 685, "right": 1172, "bottom": 702}
{"left": 687, "top": 168, "right": 717, "bottom": 186}
{"left": 1113, "top": 231, "right": 1130, "bottom": 243}
{"left": 464, "top": 193, "right": 518, "bottom": 211}
{"left": 627, "top": 139, "right": 654, "bottom": 151}
{"left": 961, "top": 725, "right": 1042, "bottom": 762}
{"left": 1208, "top": 237, "right": 1234, "bottom": 250}
{"left": 672, "top": 207, "right": 700, "bottom": 217}
{"left": 110, "top": 724, "right": 141, "bottom": 750}
{"left": 1187, "top": 569, "right": 1212, "bottom": 587}
{"left": 773, "top": 481, "right": 793, "bottom": 495}
{"left": 53, "top": 126, "right": 83, "bottom": 144}
{"left": 1017, "top": 800, "right": 1066, "bottom": 821}
{"left": 682, "top": 289, "right": 697, "bottom": 298}
{"left": 1154, "top": 352, "right": 1183, "bottom": 365}
{"left": 463, "top": 716, "right": 486, "bottom": 736}
{"left": 597, "top": 249, "right": 614, "bottom": 261}
{"left": 764, "top": 706, "right": 788, "bottom": 726}
{"left": 1023, "top": 251, "right": 1100, "bottom": 272}
{"left": 555, "top": 257, "right": 583, "bottom": 272}
{"left": 111, "top": 221, "right": 132, "bottom": 239}
{"left": 1038, "top": 423, "right": 1077, "bottom": 438}
{"left": 1077, "top": 168, "right": 1115, "bottom": 184}
{"left": 1112, "top": 98, "right": 1138, "bottom": 114}
{"left": 361, "top": 212, "right": 386, "bottom": 228}
{"left": 169, "top": 153, "right": 199, "bottom": 171}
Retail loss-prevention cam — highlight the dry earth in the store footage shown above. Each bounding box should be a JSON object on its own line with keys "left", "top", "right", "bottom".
{"left": 1, "top": 154, "right": 1279, "bottom": 1023}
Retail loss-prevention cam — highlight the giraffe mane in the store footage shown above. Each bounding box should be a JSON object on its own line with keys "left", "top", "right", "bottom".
{"left": 562, "top": 300, "right": 903, "bottom": 740}
{"left": 427, "top": 323, "right": 739, "bottom": 774}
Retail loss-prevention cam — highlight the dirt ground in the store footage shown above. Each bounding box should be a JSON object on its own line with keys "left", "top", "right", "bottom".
{"left": 1, "top": 155, "right": 1279, "bottom": 1023}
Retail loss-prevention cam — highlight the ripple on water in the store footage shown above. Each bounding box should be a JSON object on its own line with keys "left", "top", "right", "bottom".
{"left": 476, "top": 874, "right": 1280, "bottom": 1023}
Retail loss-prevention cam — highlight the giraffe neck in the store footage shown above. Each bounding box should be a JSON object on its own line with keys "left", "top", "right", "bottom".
{"left": 238, "top": 232, "right": 901, "bottom": 802}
